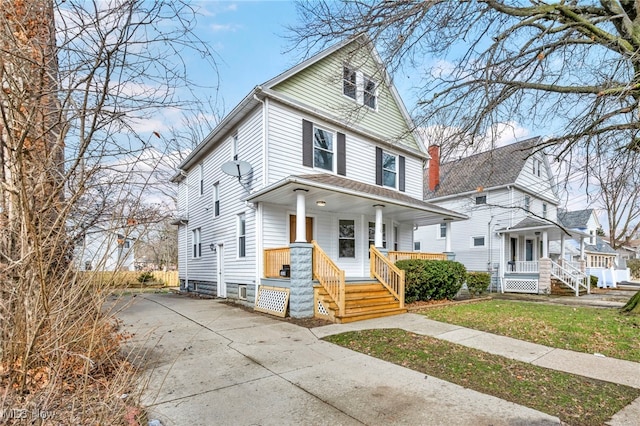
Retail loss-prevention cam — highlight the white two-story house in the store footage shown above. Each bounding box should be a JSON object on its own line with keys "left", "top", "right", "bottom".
{"left": 171, "top": 36, "right": 466, "bottom": 322}
{"left": 415, "top": 138, "right": 591, "bottom": 295}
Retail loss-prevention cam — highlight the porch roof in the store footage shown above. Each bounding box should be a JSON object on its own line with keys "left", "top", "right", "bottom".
{"left": 245, "top": 174, "right": 467, "bottom": 226}
{"left": 496, "top": 217, "right": 590, "bottom": 241}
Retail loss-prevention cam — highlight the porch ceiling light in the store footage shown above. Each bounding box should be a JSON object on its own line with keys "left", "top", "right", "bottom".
{"left": 443, "top": 217, "right": 454, "bottom": 221}
{"left": 210, "top": 243, "right": 216, "bottom": 252}
{"left": 316, "top": 200, "right": 326, "bottom": 207}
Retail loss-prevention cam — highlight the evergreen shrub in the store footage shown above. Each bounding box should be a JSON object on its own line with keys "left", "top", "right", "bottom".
{"left": 395, "top": 259, "right": 467, "bottom": 303}
{"left": 466, "top": 271, "right": 491, "bottom": 297}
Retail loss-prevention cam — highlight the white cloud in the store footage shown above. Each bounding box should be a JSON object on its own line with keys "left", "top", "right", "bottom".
{"left": 210, "top": 23, "right": 242, "bottom": 33}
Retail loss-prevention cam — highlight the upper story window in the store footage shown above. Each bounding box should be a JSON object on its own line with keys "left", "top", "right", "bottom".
{"left": 232, "top": 133, "right": 239, "bottom": 160}
{"left": 524, "top": 195, "right": 531, "bottom": 212}
{"left": 343, "top": 67, "right": 357, "bottom": 100}
{"left": 192, "top": 228, "right": 201, "bottom": 258}
{"left": 199, "top": 163, "right": 204, "bottom": 196}
{"left": 382, "top": 151, "right": 397, "bottom": 188}
{"left": 475, "top": 195, "right": 487, "bottom": 205}
{"left": 363, "top": 76, "right": 377, "bottom": 109}
{"left": 343, "top": 65, "right": 377, "bottom": 110}
{"left": 314, "top": 126, "right": 334, "bottom": 171}
{"left": 542, "top": 203, "right": 547, "bottom": 219}
{"left": 532, "top": 158, "right": 542, "bottom": 177}
{"left": 213, "top": 183, "right": 220, "bottom": 217}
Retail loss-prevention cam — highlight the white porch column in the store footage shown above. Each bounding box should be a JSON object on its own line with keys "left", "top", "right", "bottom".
{"left": 499, "top": 232, "right": 505, "bottom": 293}
{"left": 294, "top": 189, "right": 307, "bottom": 243}
{"left": 374, "top": 204, "right": 384, "bottom": 247}
{"left": 560, "top": 234, "right": 565, "bottom": 265}
{"left": 580, "top": 237, "right": 585, "bottom": 260}
{"left": 444, "top": 220, "right": 452, "bottom": 253}
{"left": 542, "top": 230, "right": 548, "bottom": 258}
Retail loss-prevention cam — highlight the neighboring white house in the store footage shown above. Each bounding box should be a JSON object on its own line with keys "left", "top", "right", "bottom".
{"left": 75, "top": 227, "right": 137, "bottom": 271}
{"left": 415, "top": 139, "right": 592, "bottom": 295}
{"left": 170, "top": 36, "right": 466, "bottom": 320}
{"left": 557, "top": 209, "right": 629, "bottom": 287}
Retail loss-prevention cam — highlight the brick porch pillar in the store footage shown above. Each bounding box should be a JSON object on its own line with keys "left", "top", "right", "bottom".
{"left": 289, "top": 242, "right": 314, "bottom": 318}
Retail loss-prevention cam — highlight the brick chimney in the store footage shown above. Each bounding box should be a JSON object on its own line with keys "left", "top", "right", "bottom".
{"left": 427, "top": 145, "right": 440, "bottom": 191}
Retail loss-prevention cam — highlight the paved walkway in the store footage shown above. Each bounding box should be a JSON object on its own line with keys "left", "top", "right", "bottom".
{"left": 115, "top": 293, "right": 640, "bottom": 426}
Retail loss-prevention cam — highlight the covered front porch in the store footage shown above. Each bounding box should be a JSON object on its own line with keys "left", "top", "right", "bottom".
{"left": 246, "top": 174, "right": 466, "bottom": 321}
{"left": 497, "top": 218, "right": 591, "bottom": 296}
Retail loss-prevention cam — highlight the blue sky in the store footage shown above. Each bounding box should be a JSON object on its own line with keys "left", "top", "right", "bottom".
{"left": 188, "top": 1, "right": 423, "bottom": 122}
{"left": 193, "top": 1, "right": 311, "bottom": 113}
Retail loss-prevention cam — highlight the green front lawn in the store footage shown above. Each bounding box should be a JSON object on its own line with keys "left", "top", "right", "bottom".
{"left": 418, "top": 300, "right": 640, "bottom": 362}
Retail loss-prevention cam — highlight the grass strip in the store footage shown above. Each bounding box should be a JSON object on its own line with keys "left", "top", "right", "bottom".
{"left": 324, "top": 329, "right": 640, "bottom": 426}
{"left": 419, "top": 300, "right": 640, "bottom": 362}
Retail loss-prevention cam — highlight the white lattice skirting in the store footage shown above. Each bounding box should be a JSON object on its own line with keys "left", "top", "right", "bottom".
{"left": 504, "top": 279, "right": 539, "bottom": 294}
{"left": 255, "top": 286, "right": 290, "bottom": 317}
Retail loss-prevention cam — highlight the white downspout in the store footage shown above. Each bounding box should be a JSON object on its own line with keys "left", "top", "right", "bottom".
{"left": 253, "top": 94, "right": 268, "bottom": 303}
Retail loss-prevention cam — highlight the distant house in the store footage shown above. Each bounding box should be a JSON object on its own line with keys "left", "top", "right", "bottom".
{"left": 171, "top": 35, "right": 466, "bottom": 322}
{"left": 414, "top": 138, "right": 593, "bottom": 296}
{"left": 75, "top": 227, "right": 137, "bottom": 271}
{"left": 558, "top": 209, "right": 629, "bottom": 287}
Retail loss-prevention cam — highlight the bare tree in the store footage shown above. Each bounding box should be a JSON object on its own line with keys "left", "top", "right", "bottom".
{"left": 0, "top": 0, "right": 218, "bottom": 421}
{"left": 290, "top": 1, "right": 640, "bottom": 165}
{"left": 587, "top": 133, "right": 640, "bottom": 248}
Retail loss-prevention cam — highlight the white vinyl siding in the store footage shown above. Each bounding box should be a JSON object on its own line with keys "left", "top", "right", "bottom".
{"left": 265, "top": 102, "right": 424, "bottom": 200}
{"left": 271, "top": 43, "right": 420, "bottom": 151}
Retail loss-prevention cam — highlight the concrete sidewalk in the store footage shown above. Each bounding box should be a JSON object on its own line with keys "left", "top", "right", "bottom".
{"left": 115, "top": 293, "right": 639, "bottom": 426}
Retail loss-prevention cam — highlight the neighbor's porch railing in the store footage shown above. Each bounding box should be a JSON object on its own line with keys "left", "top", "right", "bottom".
{"left": 264, "top": 246, "right": 290, "bottom": 278}
{"left": 388, "top": 251, "right": 446, "bottom": 262}
{"left": 370, "top": 246, "right": 405, "bottom": 308}
{"left": 312, "top": 240, "right": 346, "bottom": 316}
{"left": 551, "top": 259, "right": 589, "bottom": 296}
{"left": 507, "top": 261, "right": 539, "bottom": 273}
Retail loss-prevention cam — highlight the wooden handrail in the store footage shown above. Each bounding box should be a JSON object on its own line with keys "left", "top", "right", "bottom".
{"left": 370, "top": 246, "right": 405, "bottom": 308}
{"left": 311, "top": 240, "right": 345, "bottom": 316}
{"left": 264, "top": 247, "right": 290, "bottom": 278}
{"left": 388, "top": 251, "right": 446, "bottom": 262}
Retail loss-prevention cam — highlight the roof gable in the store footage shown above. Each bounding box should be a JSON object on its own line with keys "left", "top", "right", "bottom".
{"left": 558, "top": 209, "right": 596, "bottom": 229}
{"left": 264, "top": 36, "right": 421, "bottom": 152}
{"left": 425, "top": 137, "right": 542, "bottom": 199}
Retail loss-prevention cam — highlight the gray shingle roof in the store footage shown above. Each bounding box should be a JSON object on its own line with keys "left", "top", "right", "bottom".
{"left": 425, "top": 137, "right": 542, "bottom": 199}
{"left": 557, "top": 209, "right": 593, "bottom": 229}
{"left": 585, "top": 237, "right": 617, "bottom": 255}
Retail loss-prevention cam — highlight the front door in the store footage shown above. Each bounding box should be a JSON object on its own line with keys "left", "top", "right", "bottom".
{"left": 525, "top": 239, "right": 534, "bottom": 261}
{"left": 216, "top": 243, "right": 226, "bottom": 298}
{"left": 289, "top": 215, "right": 313, "bottom": 243}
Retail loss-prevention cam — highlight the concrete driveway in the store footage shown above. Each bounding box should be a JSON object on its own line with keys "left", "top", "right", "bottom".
{"left": 115, "top": 293, "right": 560, "bottom": 426}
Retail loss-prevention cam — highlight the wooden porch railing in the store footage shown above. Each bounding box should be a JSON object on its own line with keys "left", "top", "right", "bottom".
{"left": 264, "top": 246, "right": 290, "bottom": 278}
{"left": 388, "top": 251, "right": 446, "bottom": 262}
{"left": 311, "top": 240, "right": 346, "bottom": 316}
{"left": 370, "top": 246, "right": 405, "bottom": 308}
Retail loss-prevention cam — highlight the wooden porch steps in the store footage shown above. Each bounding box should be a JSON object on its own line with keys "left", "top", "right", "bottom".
{"left": 316, "top": 282, "right": 407, "bottom": 324}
